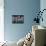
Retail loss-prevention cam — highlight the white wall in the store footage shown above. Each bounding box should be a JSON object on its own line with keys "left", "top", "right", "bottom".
{"left": 40, "top": 0, "right": 46, "bottom": 27}
{"left": 0, "top": 0, "right": 4, "bottom": 42}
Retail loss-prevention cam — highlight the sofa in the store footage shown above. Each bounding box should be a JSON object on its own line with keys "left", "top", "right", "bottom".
{"left": 31, "top": 25, "right": 46, "bottom": 46}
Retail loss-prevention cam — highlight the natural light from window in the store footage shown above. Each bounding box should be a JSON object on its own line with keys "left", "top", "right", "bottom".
{"left": 0, "top": 0, "right": 4, "bottom": 42}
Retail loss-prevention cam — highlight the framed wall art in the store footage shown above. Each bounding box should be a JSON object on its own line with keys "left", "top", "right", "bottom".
{"left": 12, "top": 15, "right": 24, "bottom": 24}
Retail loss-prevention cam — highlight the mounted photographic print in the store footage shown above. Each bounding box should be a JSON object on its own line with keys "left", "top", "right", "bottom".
{"left": 12, "top": 15, "right": 24, "bottom": 24}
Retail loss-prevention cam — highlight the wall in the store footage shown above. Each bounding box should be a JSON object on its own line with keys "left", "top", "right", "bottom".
{"left": 40, "top": 0, "right": 46, "bottom": 26}
{"left": 4, "top": 0, "right": 40, "bottom": 42}
{"left": 0, "top": 0, "right": 4, "bottom": 42}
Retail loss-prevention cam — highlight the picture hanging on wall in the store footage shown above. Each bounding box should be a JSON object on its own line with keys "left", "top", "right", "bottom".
{"left": 12, "top": 15, "right": 24, "bottom": 24}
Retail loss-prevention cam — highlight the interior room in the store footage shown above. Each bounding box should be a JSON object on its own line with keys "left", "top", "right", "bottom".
{"left": 0, "top": 0, "right": 46, "bottom": 46}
